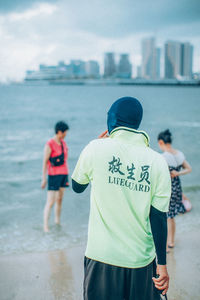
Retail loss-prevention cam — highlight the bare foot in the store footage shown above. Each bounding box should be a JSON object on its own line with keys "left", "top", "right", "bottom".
{"left": 44, "top": 227, "right": 50, "bottom": 233}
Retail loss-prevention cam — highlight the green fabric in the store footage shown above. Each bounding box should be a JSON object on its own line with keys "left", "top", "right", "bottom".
{"left": 72, "top": 127, "right": 171, "bottom": 268}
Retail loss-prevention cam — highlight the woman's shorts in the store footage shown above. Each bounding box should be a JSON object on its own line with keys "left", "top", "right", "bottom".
{"left": 48, "top": 175, "right": 69, "bottom": 191}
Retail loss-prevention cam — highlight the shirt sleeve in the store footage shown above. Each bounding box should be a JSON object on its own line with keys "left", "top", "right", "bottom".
{"left": 71, "top": 142, "right": 93, "bottom": 185}
{"left": 162, "top": 152, "right": 171, "bottom": 166}
{"left": 151, "top": 155, "right": 171, "bottom": 212}
{"left": 178, "top": 151, "right": 185, "bottom": 165}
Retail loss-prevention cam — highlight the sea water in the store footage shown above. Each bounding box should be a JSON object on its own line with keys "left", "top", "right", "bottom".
{"left": 0, "top": 83, "right": 200, "bottom": 254}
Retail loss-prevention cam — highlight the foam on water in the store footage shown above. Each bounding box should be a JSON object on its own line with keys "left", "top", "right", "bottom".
{"left": 0, "top": 220, "right": 88, "bottom": 255}
{"left": 174, "top": 121, "right": 200, "bottom": 128}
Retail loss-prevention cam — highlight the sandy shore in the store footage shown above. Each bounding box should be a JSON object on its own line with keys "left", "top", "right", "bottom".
{"left": 167, "top": 228, "right": 200, "bottom": 300}
{"left": 0, "top": 230, "right": 200, "bottom": 300}
{"left": 0, "top": 245, "right": 85, "bottom": 300}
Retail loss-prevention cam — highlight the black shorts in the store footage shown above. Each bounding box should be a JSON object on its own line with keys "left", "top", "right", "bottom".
{"left": 84, "top": 257, "right": 161, "bottom": 300}
{"left": 48, "top": 175, "right": 69, "bottom": 191}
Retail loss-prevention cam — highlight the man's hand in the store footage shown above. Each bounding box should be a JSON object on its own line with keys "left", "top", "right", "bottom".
{"left": 170, "top": 170, "right": 179, "bottom": 178}
{"left": 41, "top": 178, "right": 47, "bottom": 189}
{"left": 152, "top": 264, "right": 169, "bottom": 295}
{"left": 98, "top": 130, "right": 109, "bottom": 139}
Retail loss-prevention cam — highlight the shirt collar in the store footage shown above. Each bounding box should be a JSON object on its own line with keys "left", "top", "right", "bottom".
{"left": 109, "top": 127, "right": 150, "bottom": 147}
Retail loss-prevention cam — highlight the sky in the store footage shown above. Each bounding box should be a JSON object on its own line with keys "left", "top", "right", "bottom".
{"left": 0, "top": 0, "right": 200, "bottom": 81}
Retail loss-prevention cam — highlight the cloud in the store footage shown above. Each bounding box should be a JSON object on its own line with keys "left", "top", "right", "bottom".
{"left": 0, "top": 0, "right": 199, "bottom": 81}
{"left": 59, "top": 0, "right": 200, "bottom": 38}
{"left": 0, "top": 0, "right": 57, "bottom": 13}
{"left": 8, "top": 3, "right": 57, "bottom": 21}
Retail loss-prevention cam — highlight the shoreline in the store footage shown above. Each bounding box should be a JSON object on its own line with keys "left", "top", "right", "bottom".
{"left": 2, "top": 79, "right": 200, "bottom": 87}
{"left": 0, "top": 228, "right": 200, "bottom": 300}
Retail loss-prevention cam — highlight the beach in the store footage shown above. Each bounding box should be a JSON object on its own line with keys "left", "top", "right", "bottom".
{"left": 1, "top": 224, "right": 200, "bottom": 300}
{"left": 0, "top": 84, "right": 200, "bottom": 299}
{"left": 0, "top": 244, "right": 85, "bottom": 300}
{"left": 167, "top": 228, "right": 200, "bottom": 300}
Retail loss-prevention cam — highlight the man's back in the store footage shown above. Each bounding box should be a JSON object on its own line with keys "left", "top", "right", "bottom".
{"left": 72, "top": 127, "right": 171, "bottom": 268}
{"left": 72, "top": 97, "right": 170, "bottom": 299}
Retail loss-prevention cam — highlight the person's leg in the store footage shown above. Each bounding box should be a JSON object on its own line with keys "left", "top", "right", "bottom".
{"left": 43, "top": 191, "right": 59, "bottom": 232}
{"left": 84, "top": 257, "right": 125, "bottom": 300}
{"left": 54, "top": 188, "right": 65, "bottom": 225}
{"left": 167, "top": 217, "right": 175, "bottom": 248}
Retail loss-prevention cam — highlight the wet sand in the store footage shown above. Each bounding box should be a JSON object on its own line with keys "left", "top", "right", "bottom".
{"left": 0, "top": 230, "right": 200, "bottom": 300}
{"left": 167, "top": 229, "right": 200, "bottom": 300}
{"left": 0, "top": 245, "right": 85, "bottom": 300}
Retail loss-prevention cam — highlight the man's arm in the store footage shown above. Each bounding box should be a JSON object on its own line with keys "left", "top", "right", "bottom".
{"left": 150, "top": 205, "right": 167, "bottom": 265}
{"left": 72, "top": 179, "right": 89, "bottom": 193}
{"left": 150, "top": 205, "right": 169, "bottom": 295}
{"left": 150, "top": 154, "right": 171, "bottom": 295}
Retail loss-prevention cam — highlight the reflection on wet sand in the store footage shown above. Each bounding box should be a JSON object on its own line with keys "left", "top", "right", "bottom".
{"left": 48, "top": 250, "right": 75, "bottom": 300}
{"left": 167, "top": 230, "right": 200, "bottom": 300}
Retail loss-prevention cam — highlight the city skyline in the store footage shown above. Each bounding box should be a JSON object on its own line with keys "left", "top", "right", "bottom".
{"left": 0, "top": 0, "right": 200, "bottom": 82}
{"left": 26, "top": 37, "right": 195, "bottom": 81}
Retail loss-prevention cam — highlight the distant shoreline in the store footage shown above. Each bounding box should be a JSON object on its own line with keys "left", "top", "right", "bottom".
{"left": 22, "top": 78, "right": 200, "bottom": 87}
{"left": 1, "top": 79, "right": 200, "bottom": 87}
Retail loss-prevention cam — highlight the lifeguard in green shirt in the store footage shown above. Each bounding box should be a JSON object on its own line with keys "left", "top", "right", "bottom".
{"left": 72, "top": 97, "right": 171, "bottom": 300}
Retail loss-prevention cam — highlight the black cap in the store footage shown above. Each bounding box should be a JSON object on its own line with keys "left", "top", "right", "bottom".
{"left": 107, "top": 96, "right": 143, "bottom": 133}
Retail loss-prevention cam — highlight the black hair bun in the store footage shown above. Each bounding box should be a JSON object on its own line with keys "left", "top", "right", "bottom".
{"left": 164, "top": 129, "right": 172, "bottom": 137}
{"left": 157, "top": 129, "right": 172, "bottom": 144}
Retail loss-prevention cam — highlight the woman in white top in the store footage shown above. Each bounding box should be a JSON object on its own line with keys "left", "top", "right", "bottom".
{"left": 157, "top": 129, "right": 192, "bottom": 252}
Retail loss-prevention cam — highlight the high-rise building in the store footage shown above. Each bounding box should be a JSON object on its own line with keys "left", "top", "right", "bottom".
{"left": 156, "top": 48, "right": 161, "bottom": 79}
{"left": 164, "top": 41, "right": 181, "bottom": 79}
{"left": 57, "top": 61, "right": 73, "bottom": 77}
{"left": 117, "top": 54, "right": 132, "bottom": 78}
{"left": 164, "top": 41, "right": 193, "bottom": 79}
{"left": 70, "top": 60, "right": 86, "bottom": 78}
{"left": 141, "top": 38, "right": 159, "bottom": 79}
{"left": 104, "top": 52, "right": 116, "bottom": 77}
{"left": 137, "top": 66, "right": 142, "bottom": 78}
{"left": 180, "top": 42, "right": 193, "bottom": 78}
{"left": 85, "top": 60, "right": 100, "bottom": 78}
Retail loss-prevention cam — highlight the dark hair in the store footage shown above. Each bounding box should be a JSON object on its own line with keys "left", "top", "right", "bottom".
{"left": 157, "top": 129, "right": 172, "bottom": 144}
{"left": 55, "top": 121, "right": 69, "bottom": 134}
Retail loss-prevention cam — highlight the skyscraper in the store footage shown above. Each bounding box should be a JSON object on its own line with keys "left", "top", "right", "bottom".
{"left": 85, "top": 60, "right": 100, "bottom": 78}
{"left": 104, "top": 52, "right": 116, "bottom": 77}
{"left": 70, "top": 60, "right": 86, "bottom": 78}
{"left": 117, "top": 54, "right": 132, "bottom": 78}
{"left": 180, "top": 42, "right": 193, "bottom": 78}
{"left": 141, "top": 38, "right": 158, "bottom": 79}
{"left": 137, "top": 66, "right": 142, "bottom": 78}
{"left": 156, "top": 48, "right": 161, "bottom": 79}
{"left": 164, "top": 41, "right": 181, "bottom": 79}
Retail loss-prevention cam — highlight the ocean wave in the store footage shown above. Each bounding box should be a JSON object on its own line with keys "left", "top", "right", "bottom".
{"left": 0, "top": 153, "right": 42, "bottom": 163}
{"left": 183, "top": 185, "right": 200, "bottom": 192}
{"left": 0, "top": 225, "right": 87, "bottom": 255}
{"left": 174, "top": 121, "right": 200, "bottom": 128}
{"left": 0, "top": 203, "right": 30, "bottom": 212}
{"left": 0, "top": 130, "right": 49, "bottom": 142}
{"left": 0, "top": 177, "right": 41, "bottom": 186}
